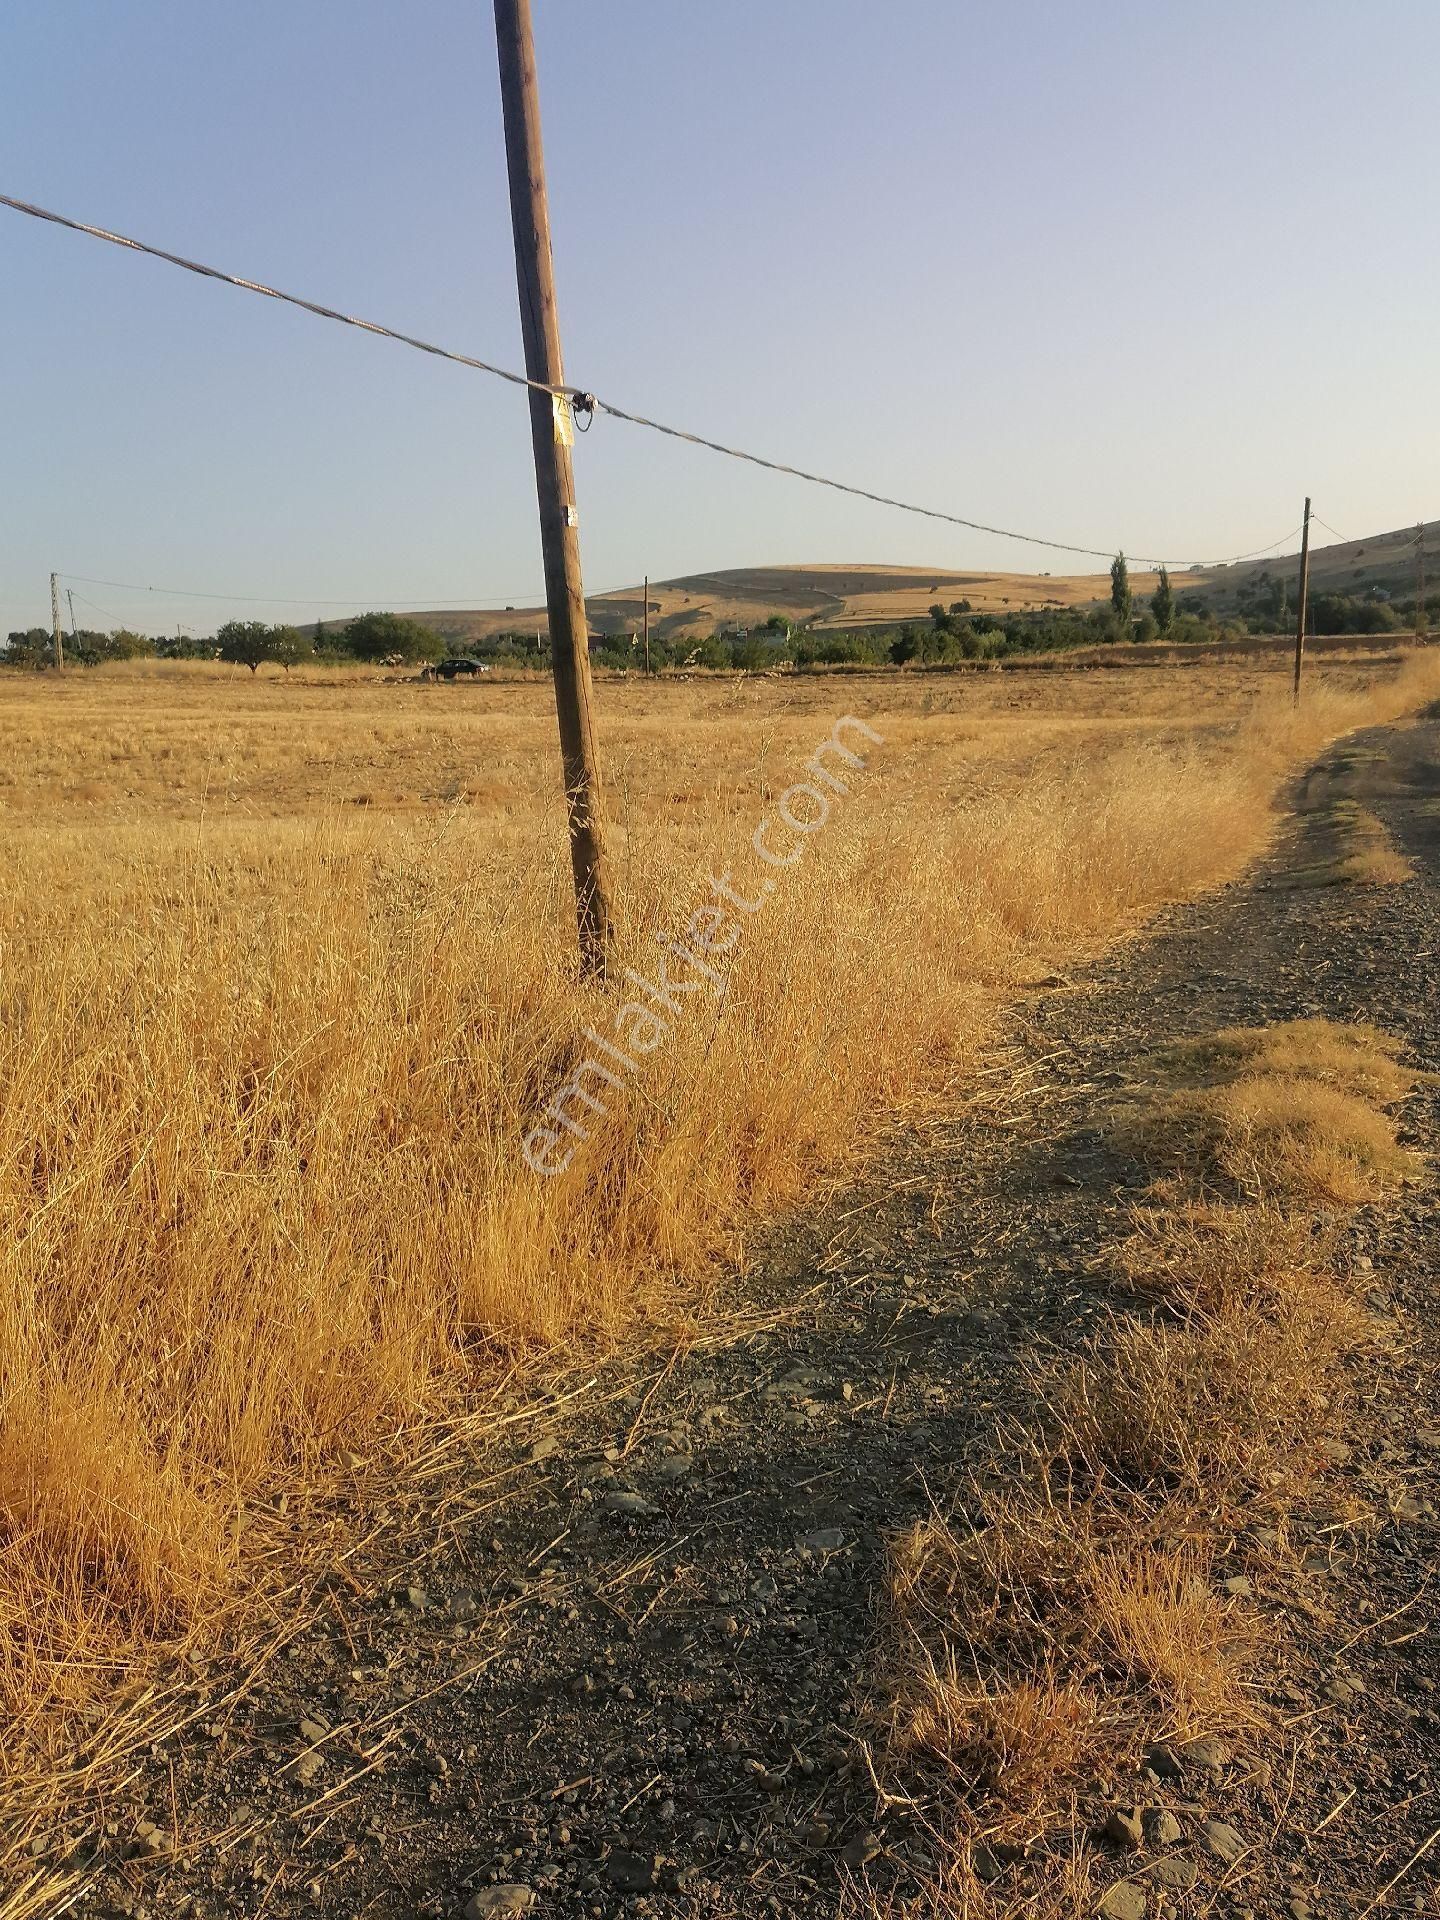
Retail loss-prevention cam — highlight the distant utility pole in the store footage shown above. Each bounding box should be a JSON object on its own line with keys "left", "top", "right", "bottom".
{"left": 65, "top": 588, "right": 78, "bottom": 643}
{"left": 49, "top": 572, "right": 64, "bottom": 671}
{"left": 643, "top": 575, "right": 650, "bottom": 674}
{"left": 1417, "top": 523, "right": 1428, "bottom": 643}
{"left": 493, "top": 0, "right": 612, "bottom": 976}
{"left": 1292, "top": 497, "right": 1311, "bottom": 707}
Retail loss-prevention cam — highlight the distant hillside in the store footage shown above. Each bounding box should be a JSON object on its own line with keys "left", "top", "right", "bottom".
{"left": 406, "top": 560, "right": 1172, "bottom": 648}
{"left": 1186, "top": 518, "right": 1435, "bottom": 615}
{"left": 403, "top": 522, "right": 1434, "bottom": 647}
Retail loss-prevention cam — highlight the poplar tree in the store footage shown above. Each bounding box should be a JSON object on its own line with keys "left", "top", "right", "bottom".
{"left": 1110, "top": 552, "right": 1133, "bottom": 639}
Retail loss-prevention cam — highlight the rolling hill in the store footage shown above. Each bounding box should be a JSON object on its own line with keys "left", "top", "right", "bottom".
{"left": 1192, "top": 517, "right": 1434, "bottom": 614}
{"left": 402, "top": 520, "right": 1434, "bottom": 647}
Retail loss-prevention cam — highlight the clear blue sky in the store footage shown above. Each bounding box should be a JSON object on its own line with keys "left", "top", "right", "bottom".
{"left": 2, "top": 0, "right": 1436, "bottom": 635}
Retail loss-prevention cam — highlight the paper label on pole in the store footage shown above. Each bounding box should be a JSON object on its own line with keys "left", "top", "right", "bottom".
{"left": 563, "top": 505, "right": 579, "bottom": 527}
{"left": 552, "top": 391, "right": 575, "bottom": 448}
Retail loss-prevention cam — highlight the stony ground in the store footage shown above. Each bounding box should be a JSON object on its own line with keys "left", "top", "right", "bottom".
{"left": 49, "top": 712, "right": 1440, "bottom": 1920}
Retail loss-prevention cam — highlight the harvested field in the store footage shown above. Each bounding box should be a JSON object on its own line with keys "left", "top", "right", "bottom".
{"left": 2, "top": 655, "right": 1440, "bottom": 1918}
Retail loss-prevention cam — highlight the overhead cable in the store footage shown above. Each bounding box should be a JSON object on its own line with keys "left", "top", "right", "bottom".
{"left": 5, "top": 191, "right": 1308, "bottom": 572}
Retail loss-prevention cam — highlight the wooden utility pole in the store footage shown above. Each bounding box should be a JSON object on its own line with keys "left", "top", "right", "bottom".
{"left": 1292, "top": 497, "right": 1311, "bottom": 707}
{"left": 49, "top": 572, "right": 64, "bottom": 671}
{"left": 1417, "top": 524, "right": 1428, "bottom": 643}
{"left": 493, "top": 0, "right": 612, "bottom": 975}
{"left": 65, "top": 588, "right": 78, "bottom": 644}
{"left": 643, "top": 575, "right": 650, "bottom": 674}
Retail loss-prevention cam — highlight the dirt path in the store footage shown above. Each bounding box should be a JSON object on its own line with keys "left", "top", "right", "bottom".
{"left": 72, "top": 713, "right": 1440, "bottom": 1920}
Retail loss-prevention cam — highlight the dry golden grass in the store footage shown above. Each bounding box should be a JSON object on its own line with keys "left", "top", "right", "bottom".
{"left": 1, "top": 651, "right": 1438, "bottom": 1787}
{"left": 1054, "top": 1283, "right": 1368, "bottom": 1498}
{"left": 1213, "top": 1075, "right": 1417, "bottom": 1203}
{"left": 1283, "top": 796, "right": 1416, "bottom": 890}
{"left": 1088, "top": 1545, "right": 1257, "bottom": 1729}
{"left": 886, "top": 1501, "right": 1110, "bottom": 1818}
{"left": 1338, "top": 844, "right": 1415, "bottom": 884}
{"left": 873, "top": 1009, "right": 1421, "bottom": 1911}
{"left": 1123, "top": 1018, "right": 1423, "bottom": 1204}
{"left": 1109, "top": 1201, "right": 1328, "bottom": 1311}
{"left": 1166, "top": 1017, "right": 1420, "bottom": 1104}
{"left": 884, "top": 1490, "right": 1254, "bottom": 1821}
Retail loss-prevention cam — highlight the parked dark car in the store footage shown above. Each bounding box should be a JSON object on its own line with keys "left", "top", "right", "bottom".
{"left": 426, "top": 656, "right": 491, "bottom": 681}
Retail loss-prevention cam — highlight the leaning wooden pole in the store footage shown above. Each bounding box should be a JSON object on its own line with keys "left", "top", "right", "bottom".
{"left": 49, "top": 571, "right": 64, "bottom": 671}
{"left": 1292, "top": 496, "right": 1311, "bottom": 708}
{"left": 493, "top": 0, "right": 613, "bottom": 975}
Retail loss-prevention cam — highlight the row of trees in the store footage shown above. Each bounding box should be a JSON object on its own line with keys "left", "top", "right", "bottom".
{"left": 9, "top": 572, "right": 1431, "bottom": 677}
{"left": 213, "top": 611, "right": 447, "bottom": 671}
{"left": 0, "top": 600, "right": 1238, "bottom": 676}
{"left": 1111, "top": 553, "right": 1185, "bottom": 637}
{"left": 1228, "top": 567, "right": 1418, "bottom": 636}
{"left": 3, "top": 610, "right": 448, "bottom": 672}
{"left": 3, "top": 625, "right": 175, "bottom": 668}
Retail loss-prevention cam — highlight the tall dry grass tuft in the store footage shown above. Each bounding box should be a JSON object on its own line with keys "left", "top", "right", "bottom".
{"left": 884, "top": 1490, "right": 1254, "bottom": 1825}
{"left": 874, "top": 1006, "right": 1423, "bottom": 1906}
{"left": 1087, "top": 1545, "right": 1258, "bottom": 1730}
{"left": 1284, "top": 799, "right": 1415, "bottom": 888}
{"left": 1053, "top": 1285, "right": 1368, "bottom": 1498}
{"left": 1109, "top": 1201, "right": 1328, "bottom": 1310}
{"left": 1121, "top": 1017, "right": 1424, "bottom": 1204}
{"left": 1, "top": 652, "right": 1437, "bottom": 1753}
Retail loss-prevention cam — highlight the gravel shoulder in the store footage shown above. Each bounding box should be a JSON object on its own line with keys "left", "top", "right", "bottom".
{"left": 53, "top": 709, "right": 1440, "bottom": 1920}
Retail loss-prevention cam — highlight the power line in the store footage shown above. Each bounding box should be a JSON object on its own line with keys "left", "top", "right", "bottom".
{"left": 1211, "top": 525, "right": 1306, "bottom": 566}
{"left": 1308, "top": 513, "right": 1425, "bottom": 552}
{"left": 68, "top": 588, "right": 129, "bottom": 626}
{"left": 54, "top": 568, "right": 650, "bottom": 615}
{"left": 58, "top": 571, "right": 551, "bottom": 608}
{"left": 1309, "top": 513, "right": 1354, "bottom": 546}
{"left": 4, "top": 189, "right": 1300, "bottom": 572}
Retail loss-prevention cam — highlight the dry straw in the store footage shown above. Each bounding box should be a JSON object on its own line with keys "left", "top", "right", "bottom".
{"left": 0, "top": 650, "right": 1436, "bottom": 1781}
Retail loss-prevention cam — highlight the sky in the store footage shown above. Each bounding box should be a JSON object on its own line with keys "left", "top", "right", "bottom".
{"left": 2, "top": 0, "right": 1437, "bottom": 636}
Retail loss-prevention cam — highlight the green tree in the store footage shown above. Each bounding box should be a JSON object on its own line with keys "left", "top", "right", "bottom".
{"left": 154, "top": 632, "right": 218, "bottom": 660}
{"left": 1235, "top": 569, "right": 1291, "bottom": 630}
{"left": 341, "top": 611, "right": 445, "bottom": 663}
{"left": 1150, "top": 566, "right": 1174, "bottom": 634}
{"left": 1110, "top": 552, "right": 1133, "bottom": 638}
{"left": 1308, "top": 593, "right": 1401, "bottom": 636}
{"left": 890, "top": 624, "right": 925, "bottom": 665}
{"left": 4, "top": 628, "right": 51, "bottom": 668}
{"left": 102, "top": 628, "right": 155, "bottom": 661}
{"left": 269, "top": 624, "right": 313, "bottom": 674}
{"left": 1169, "top": 614, "right": 1211, "bottom": 645}
{"left": 689, "top": 635, "right": 732, "bottom": 669}
{"left": 216, "top": 620, "right": 276, "bottom": 673}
